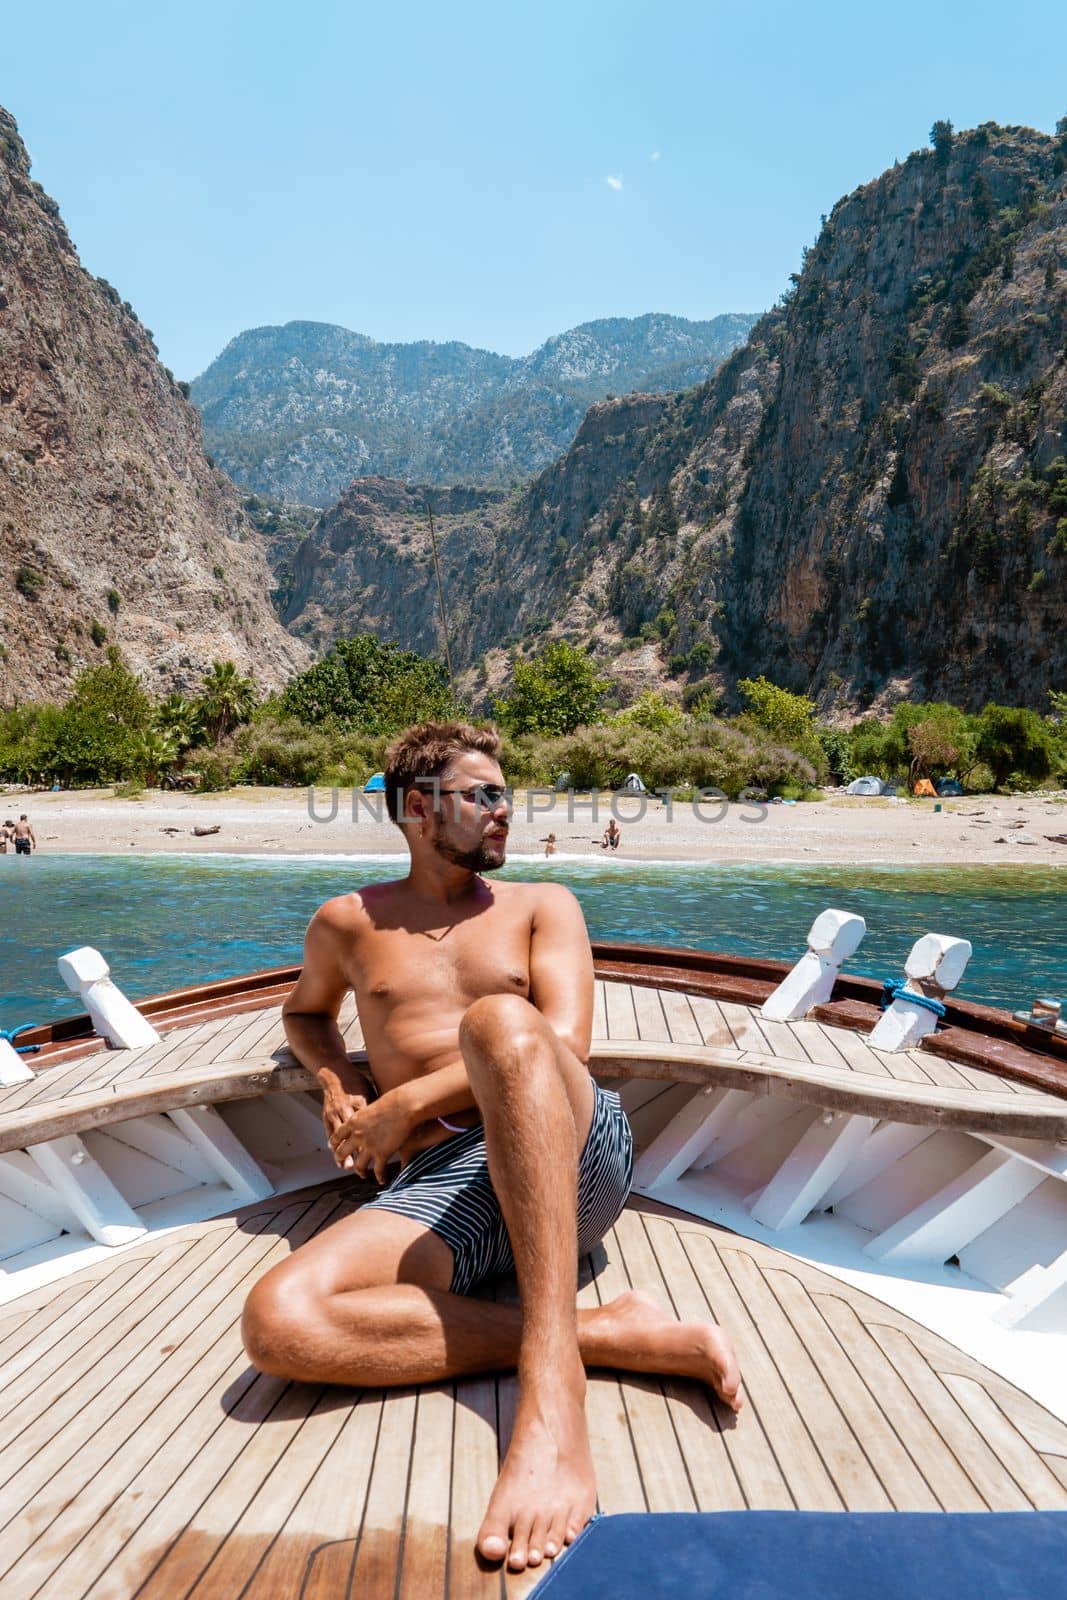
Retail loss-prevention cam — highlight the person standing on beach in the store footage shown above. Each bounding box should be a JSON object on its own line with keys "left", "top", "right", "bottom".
{"left": 242, "top": 721, "right": 741, "bottom": 1575}
{"left": 0, "top": 820, "right": 13, "bottom": 853}
{"left": 12, "top": 815, "right": 35, "bottom": 856}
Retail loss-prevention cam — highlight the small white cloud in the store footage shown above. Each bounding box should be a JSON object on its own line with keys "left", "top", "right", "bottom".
{"left": 649, "top": 150, "right": 661, "bottom": 162}
{"left": 606, "top": 174, "right": 623, "bottom": 191}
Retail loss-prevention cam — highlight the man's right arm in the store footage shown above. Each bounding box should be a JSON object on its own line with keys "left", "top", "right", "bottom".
{"left": 283, "top": 901, "right": 374, "bottom": 1153}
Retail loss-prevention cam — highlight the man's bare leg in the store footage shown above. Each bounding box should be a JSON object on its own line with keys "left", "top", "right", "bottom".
{"left": 242, "top": 996, "right": 742, "bottom": 1568}
{"left": 243, "top": 1207, "right": 742, "bottom": 1395}
{"left": 456, "top": 993, "right": 597, "bottom": 1570}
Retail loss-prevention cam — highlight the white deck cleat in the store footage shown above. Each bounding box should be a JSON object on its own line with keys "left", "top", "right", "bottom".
{"left": 868, "top": 933, "right": 972, "bottom": 1052}
{"left": 56, "top": 946, "right": 162, "bottom": 1050}
{"left": 761, "top": 908, "right": 867, "bottom": 1022}
{"left": 0, "top": 1035, "right": 35, "bottom": 1085}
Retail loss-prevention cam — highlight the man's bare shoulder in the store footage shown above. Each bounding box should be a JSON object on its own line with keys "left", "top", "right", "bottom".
{"left": 502, "top": 879, "right": 585, "bottom": 923}
{"left": 310, "top": 885, "right": 389, "bottom": 934}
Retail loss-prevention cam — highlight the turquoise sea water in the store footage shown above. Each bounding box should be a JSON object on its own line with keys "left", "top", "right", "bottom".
{"left": 0, "top": 854, "right": 1063, "bottom": 1032}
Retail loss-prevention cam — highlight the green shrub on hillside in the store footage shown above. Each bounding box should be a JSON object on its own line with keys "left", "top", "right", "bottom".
{"left": 737, "top": 675, "right": 827, "bottom": 780}
{"left": 33, "top": 652, "right": 152, "bottom": 785}
{"left": 494, "top": 641, "right": 611, "bottom": 737}
{"left": 282, "top": 636, "right": 458, "bottom": 733}
{"left": 612, "top": 691, "right": 685, "bottom": 732}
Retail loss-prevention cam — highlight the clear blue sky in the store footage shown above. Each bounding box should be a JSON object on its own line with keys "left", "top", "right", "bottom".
{"left": 5, "top": 0, "right": 1066, "bottom": 379}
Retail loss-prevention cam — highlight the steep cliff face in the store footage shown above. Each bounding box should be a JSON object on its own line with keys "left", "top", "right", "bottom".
{"left": 284, "top": 122, "right": 1065, "bottom": 714}
{"left": 718, "top": 121, "right": 1067, "bottom": 710}
{"left": 280, "top": 395, "right": 675, "bottom": 697}
{"left": 191, "top": 313, "right": 757, "bottom": 505}
{"left": 282, "top": 479, "right": 509, "bottom": 658}
{"left": 0, "top": 109, "right": 310, "bottom": 704}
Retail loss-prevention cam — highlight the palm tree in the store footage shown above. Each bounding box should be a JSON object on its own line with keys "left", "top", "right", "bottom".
{"left": 154, "top": 694, "right": 200, "bottom": 768}
{"left": 197, "top": 661, "right": 257, "bottom": 745}
{"left": 130, "top": 729, "right": 179, "bottom": 789}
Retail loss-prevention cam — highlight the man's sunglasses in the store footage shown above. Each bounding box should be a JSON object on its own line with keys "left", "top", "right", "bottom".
{"left": 418, "top": 784, "right": 511, "bottom": 807}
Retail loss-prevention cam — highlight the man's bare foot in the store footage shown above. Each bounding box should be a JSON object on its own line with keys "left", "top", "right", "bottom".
{"left": 477, "top": 1364, "right": 596, "bottom": 1572}
{"left": 594, "top": 1289, "right": 743, "bottom": 1412}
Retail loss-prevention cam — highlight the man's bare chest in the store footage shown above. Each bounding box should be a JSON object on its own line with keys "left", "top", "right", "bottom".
{"left": 347, "top": 916, "right": 532, "bottom": 1011}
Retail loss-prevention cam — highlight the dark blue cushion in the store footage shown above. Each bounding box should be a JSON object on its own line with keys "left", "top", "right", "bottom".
{"left": 531, "top": 1511, "right": 1067, "bottom": 1599}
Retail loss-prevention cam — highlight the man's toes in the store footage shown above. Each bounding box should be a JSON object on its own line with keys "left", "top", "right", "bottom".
{"left": 543, "top": 1511, "right": 567, "bottom": 1560}
{"left": 525, "top": 1513, "right": 555, "bottom": 1567}
{"left": 476, "top": 1511, "right": 509, "bottom": 1563}
{"left": 507, "top": 1515, "right": 535, "bottom": 1572}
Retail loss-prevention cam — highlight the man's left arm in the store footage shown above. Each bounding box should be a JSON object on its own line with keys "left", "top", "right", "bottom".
{"left": 525, "top": 883, "right": 595, "bottom": 1063}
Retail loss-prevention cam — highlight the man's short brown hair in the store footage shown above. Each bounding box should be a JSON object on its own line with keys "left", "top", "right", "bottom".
{"left": 383, "top": 721, "right": 502, "bottom": 826}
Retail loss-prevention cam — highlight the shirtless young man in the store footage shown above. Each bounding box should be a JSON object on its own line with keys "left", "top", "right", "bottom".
{"left": 12, "top": 815, "right": 35, "bottom": 856}
{"left": 241, "top": 721, "right": 741, "bottom": 1573}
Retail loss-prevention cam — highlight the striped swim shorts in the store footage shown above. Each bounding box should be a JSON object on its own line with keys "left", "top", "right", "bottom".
{"left": 361, "top": 1083, "right": 634, "bottom": 1295}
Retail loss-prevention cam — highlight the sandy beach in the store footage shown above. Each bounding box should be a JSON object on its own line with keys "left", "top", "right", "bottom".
{"left": 5, "top": 786, "right": 1067, "bottom": 867}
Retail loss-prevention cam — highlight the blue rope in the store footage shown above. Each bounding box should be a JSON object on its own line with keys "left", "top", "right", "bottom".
{"left": 0, "top": 1024, "right": 41, "bottom": 1055}
{"left": 879, "top": 978, "right": 946, "bottom": 1020}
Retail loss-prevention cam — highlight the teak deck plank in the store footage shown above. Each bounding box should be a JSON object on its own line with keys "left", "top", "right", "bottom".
{"left": 629, "top": 983, "right": 672, "bottom": 1044}
{"left": 687, "top": 994, "right": 740, "bottom": 1052}
{"left": 577, "top": 1250, "right": 648, "bottom": 1516}
{"left": 5, "top": 1176, "right": 1067, "bottom": 1599}
{"left": 658, "top": 989, "right": 704, "bottom": 1048}
{"left": 612, "top": 1208, "right": 745, "bottom": 1512}
{"left": 594, "top": 1217, "right": 697, "bottom": 1513}
{"left": 603, "top": 981, "right": 639, "bottom": 1040}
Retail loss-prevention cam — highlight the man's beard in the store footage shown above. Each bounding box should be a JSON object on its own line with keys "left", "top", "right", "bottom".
{"left": 432, "top": 824, "right": 507, "bottom": 872}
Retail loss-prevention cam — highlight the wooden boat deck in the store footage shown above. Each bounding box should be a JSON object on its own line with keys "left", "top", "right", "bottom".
{"left": 3, "top": 1178, "right": 1067, "bottom": 1600}
{"left": 4, "top": 980, "right": 1067, "bottom": 1156}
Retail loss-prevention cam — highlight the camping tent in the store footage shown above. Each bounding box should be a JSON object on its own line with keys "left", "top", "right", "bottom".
{"left": 845, "top": 775, "right": 886, "bottom": 796}
{"left": 364, "top": 772, "right": 386, "bottom": 792}
{"left": 620, "top": 772, "right": 647, "bottom": 793}
{"left": 912, "top": 778, "right": 937, "bottom": 798}
{"left": 936, "top": 778, "right": 964, "bottom": 797}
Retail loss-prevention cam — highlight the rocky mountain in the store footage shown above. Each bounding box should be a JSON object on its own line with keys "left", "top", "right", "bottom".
{"left": 281, "top": 121, "right": 1067, "bottom": 714}
{"left": 0, "top": 108, "right": 310, "bottom": 706}
{"left": 190, "top": 313, "right": 757, "bottom": 505}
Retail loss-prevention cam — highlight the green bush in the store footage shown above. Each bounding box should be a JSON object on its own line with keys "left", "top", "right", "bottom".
{"left": 15, "top": 566, "right": 43, "bottom": 599}
{"left": 233, "top": 717, "right": 336, "bottom": 787}
{"left": 33, "top": 652, "right": 152, "bottom": 784}
{"left": 184, "top": 746, "right": 237, "bottom": 792}
{"left": 494, "top": 641, "right": 611, "bottom": 737}
{"left": 817, "top": 727, "right": 855, "bottom": 785}
{"left": 89, "top": 619, "right": 107, "bottom": 647}
{"left": 612, "top": 691, "right": 685, "bottom": 732}
{"left": 531, "top": 719, "right": 815, "bottom": 799}
{"left": 974, "top": 703, "right": 1052, "bottom": 790}
{"left": 282, "top": 635, "right": 459, "bottom": 734}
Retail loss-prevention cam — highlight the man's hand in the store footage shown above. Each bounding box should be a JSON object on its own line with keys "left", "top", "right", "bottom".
{"left": 328, "top": 1089, "right": 416, "bottom": 1184}
{"left": 322, "top": 1087, "right": 369, "bottom": 1166}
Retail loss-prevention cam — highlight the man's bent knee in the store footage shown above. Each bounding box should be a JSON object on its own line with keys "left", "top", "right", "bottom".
{"left": 241, "top": 1270, "right": 325, "bottom": 1377}
{"left": 460, "top": 994, "right": 547, "bottom": 1063}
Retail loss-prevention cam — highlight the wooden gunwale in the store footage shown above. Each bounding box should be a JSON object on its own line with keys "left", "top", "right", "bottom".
{"left": 16, "top": 944, "right": 1067, "bottom": 1097}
